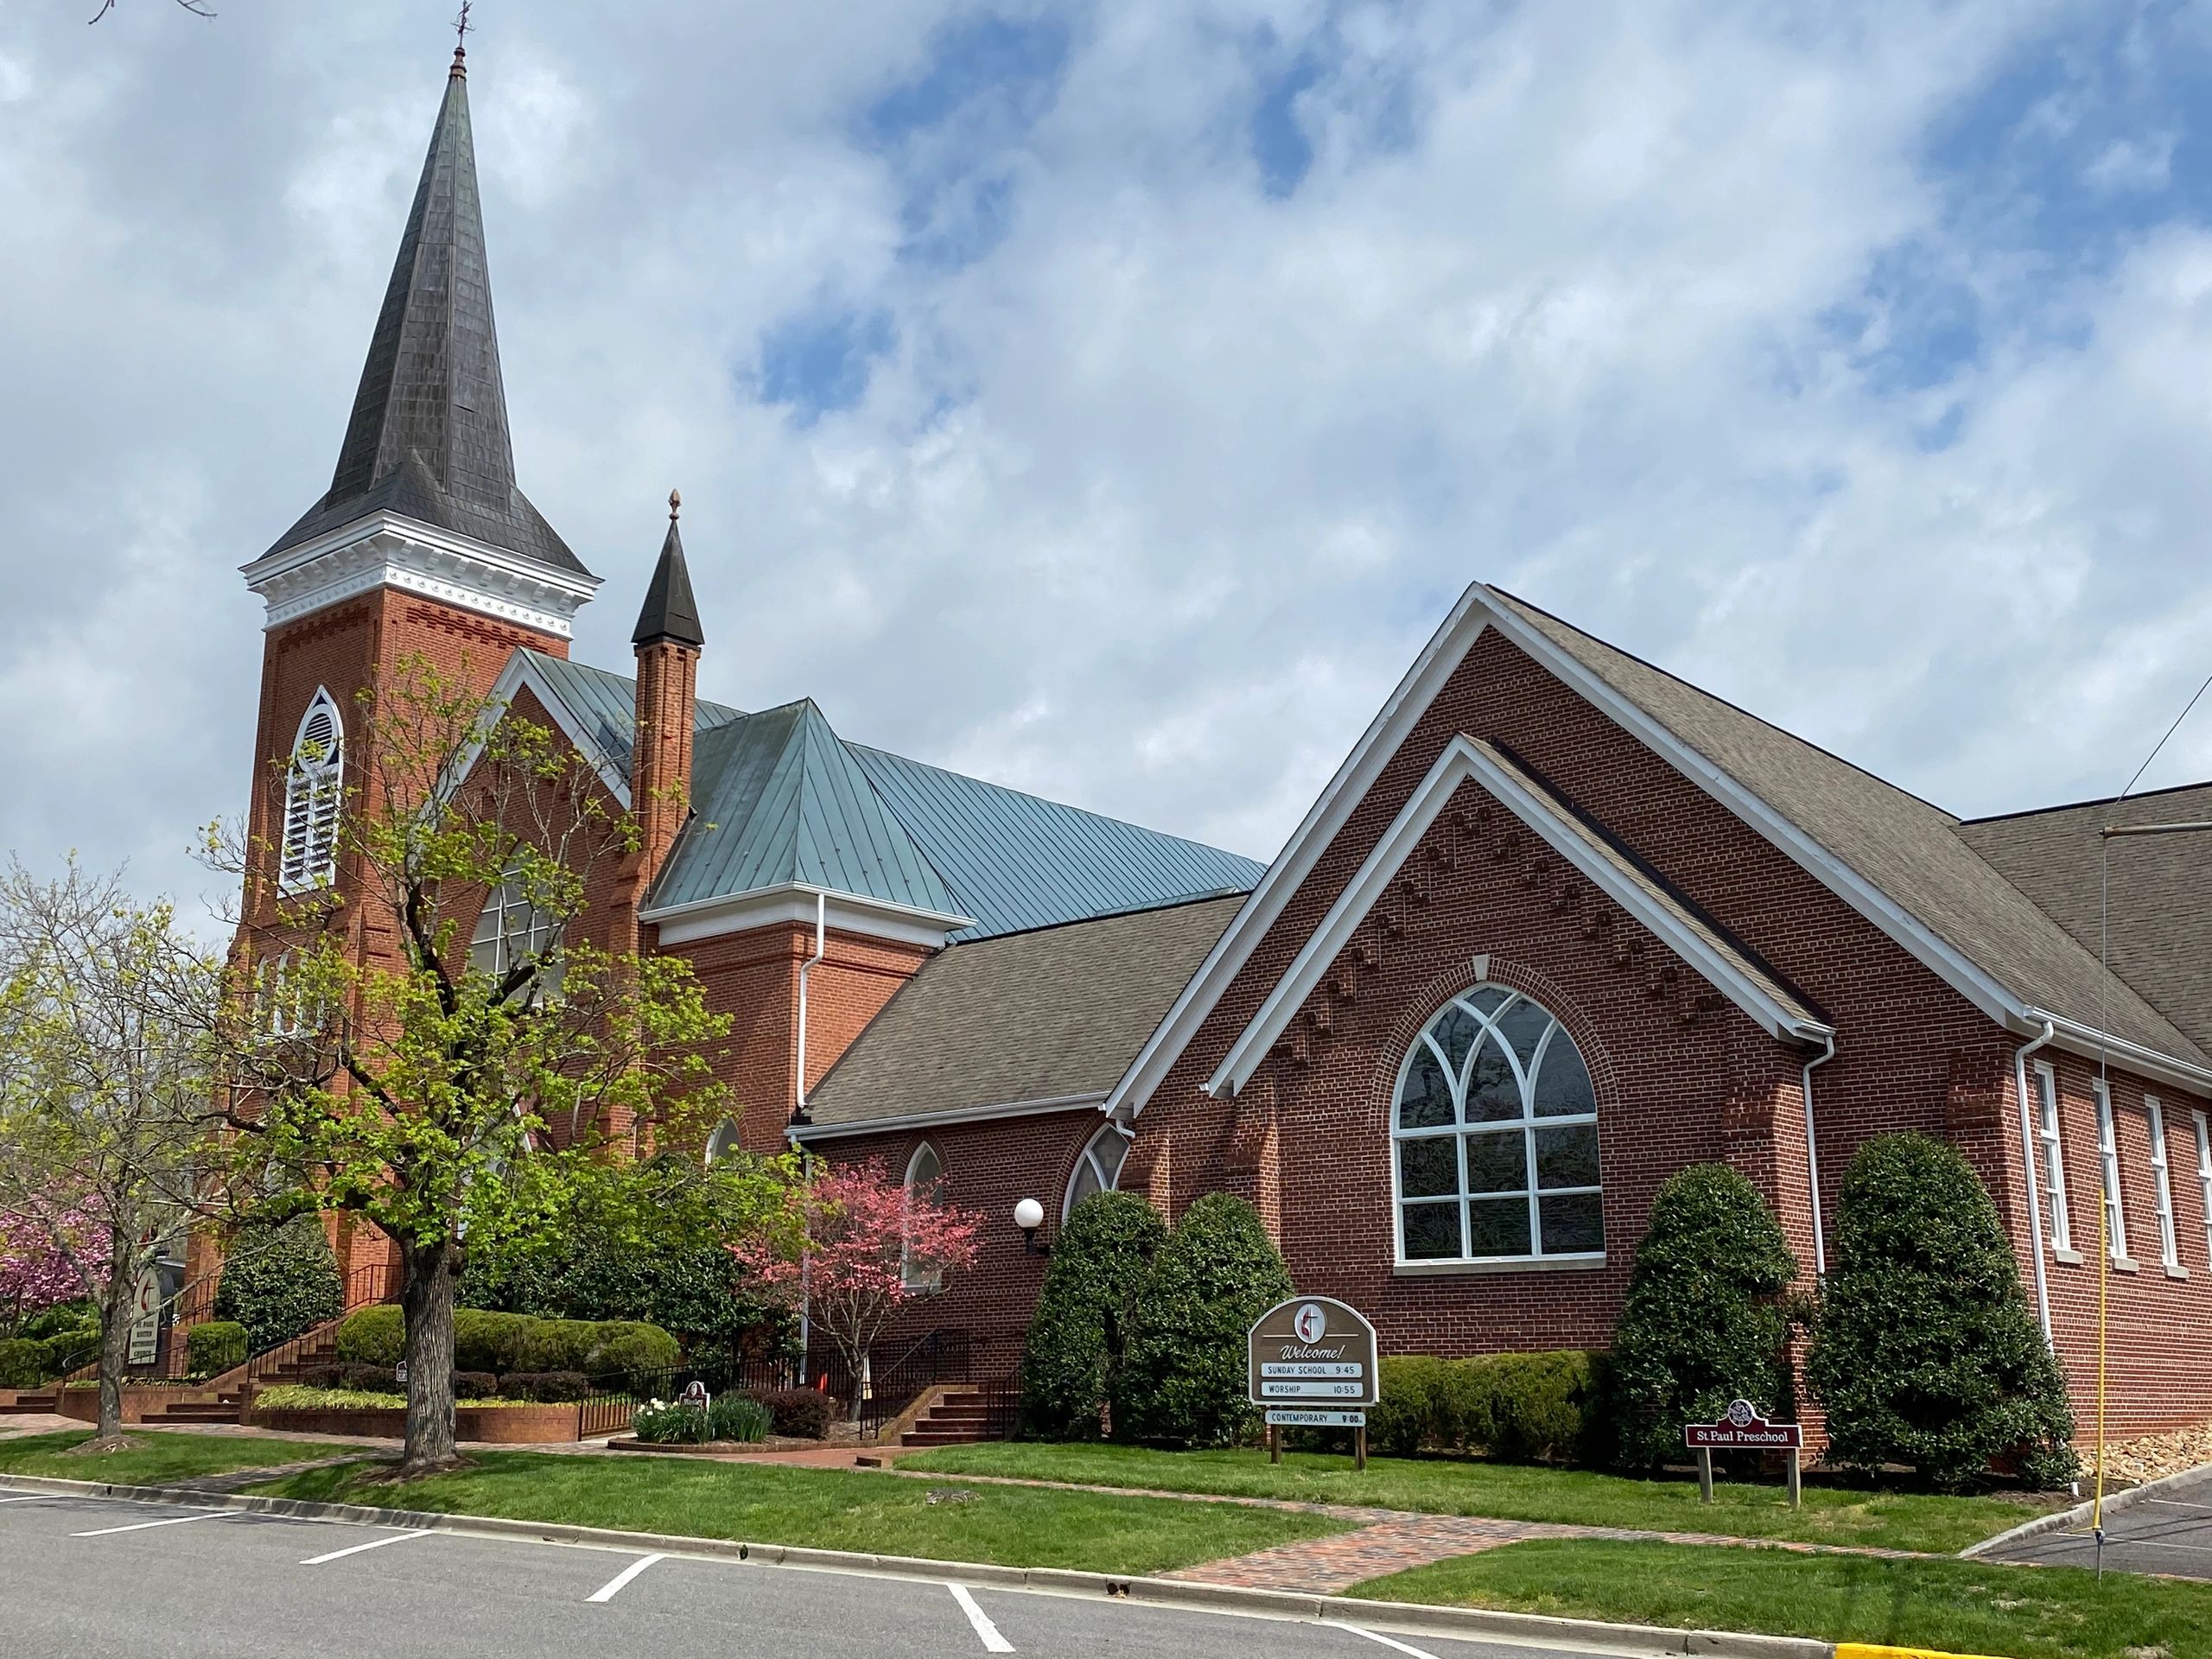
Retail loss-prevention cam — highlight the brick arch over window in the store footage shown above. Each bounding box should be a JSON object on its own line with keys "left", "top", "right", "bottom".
{"left": 1386, "top": 978, "right": 1609, "bottom": 1268}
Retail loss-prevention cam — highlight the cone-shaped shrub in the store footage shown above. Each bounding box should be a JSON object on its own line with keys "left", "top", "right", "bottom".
{"left": 1608, "top": 1163, "right": 1797, "bottom": 1467}
{"left": 1020, "top": 1191, "right": 1168, "bottom": 1439}
{"left": 214, "top": 1214, "right": 343, "bottom": 1354}
{"left": 1119, "top": 1193, "right": 1294, "bottom": 1446}
{"left": 1808, "top": 1133, "right": 2077, "bottom": 1491}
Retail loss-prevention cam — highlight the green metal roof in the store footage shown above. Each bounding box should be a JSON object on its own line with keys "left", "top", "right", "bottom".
{"left": 517, "top": 652, "right": 1264, "bottom": 938}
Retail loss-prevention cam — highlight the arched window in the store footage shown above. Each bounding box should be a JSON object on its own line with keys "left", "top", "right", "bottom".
{"left": 1391, "top": 985, "right": 1603, "bottom": 1265}
{"left": 1063, "top": 1123, "right": 1129, "bottom": 1220}
{"left": 278, "top": 690, "right": 344, "bottom": 893}
{"left": 703, "top": 1118, "right": 741, "bottom": 1165}
{"left": 470, "top": 872, "right": 563, "bottom": 1001}
{"left": 902, "top": 1141, "right": 945, "bottom": 1289}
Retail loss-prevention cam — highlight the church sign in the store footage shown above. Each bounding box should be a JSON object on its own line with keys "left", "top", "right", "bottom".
{"left": 1683, "top": 1399, "right": 1804, "bottom": 1508}
{"left": 1249, "top": 1296, "right": 1380, "bottom": 1468}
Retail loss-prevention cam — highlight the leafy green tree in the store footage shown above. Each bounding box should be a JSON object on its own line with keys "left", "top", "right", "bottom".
{"left": 1609, "top": 1163, "right": 1797, "bottom": 1467}
{"left": 1808, "top": 1133, "right": 2077, "bottom": 1491}
{"left": 1119, "top": 1194, "right": 1293, "bottom": 1446}
{"left": 214, "top": 659, "right": 792, "bottom": 1475}
{"left": 1021, "top": 1191, "right": 1167, "bottom": 1439}
{"left": 0, "top": 859, "right": 225, "bottom": 1447}
{"left": 213, "top": 1212, "right": 342, "bottom": 1353}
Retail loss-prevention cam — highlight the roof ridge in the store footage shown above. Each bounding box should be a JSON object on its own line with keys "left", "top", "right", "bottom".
{"left": 1959, "top": 776, "right": 2212, "bottom": 827}
{"left": 1485, "top": 586, "right": 1959, "bottom": 823}
{"left": 933, "top": 887, "right": 1251, "bottom": 949}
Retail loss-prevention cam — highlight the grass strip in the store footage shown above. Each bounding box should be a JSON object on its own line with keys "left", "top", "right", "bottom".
{"left": 251, "top": 1449, "right": 1350, "bottom": 1575}
{"left": 0, "top": 1428, "right": 358, "bottom": 1484}
{"left": 1348, "top": 1538, "right": 2212, "bottom": 1659}
{"left": 899, "top": 1442, "right": 2052, "bottom": 1554}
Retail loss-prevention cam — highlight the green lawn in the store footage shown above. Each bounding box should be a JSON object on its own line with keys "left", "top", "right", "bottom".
{"left": 1349, "top": 1538, "right": 2212, "bottom": 1659}
{"left": 0, "top": 1429, "right": 356, "bottom": 1485}
{"left": 252, "top": 1450, "right": 1348, "bottom": 1575}
{"left": 898, "top": 1443, "right": 2055, "bottom": 1554}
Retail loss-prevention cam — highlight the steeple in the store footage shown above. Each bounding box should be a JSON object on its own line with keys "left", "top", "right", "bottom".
{"left": 632, "top": 491, "right": 705, "bottom": 648}
{"left": 263, "top": 48, "right": 588, "bottom": 577}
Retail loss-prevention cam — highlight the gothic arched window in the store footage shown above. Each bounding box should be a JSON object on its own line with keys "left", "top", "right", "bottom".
{"left": 1064, "top": 1124, "right": 1129, "bottom": 1220}
{"left": 902, "top": 1141, "right": 946, "bottom": 1289}
{"left": 278, "top": 690, "right": 344, "bottom": 893}
{"left": 703, "top": 1118, "right": 741, "bottom": 1165}
{"left": 1392, "top": 985, "right": 1603, "bottom": 1265}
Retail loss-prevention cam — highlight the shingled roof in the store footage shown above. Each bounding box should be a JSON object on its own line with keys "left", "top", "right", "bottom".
{"left": 267, "top": 56, "right": 587, "bottom": 576}
{"left": 803, "top": 894, "right": 1247, "bottom": 1131}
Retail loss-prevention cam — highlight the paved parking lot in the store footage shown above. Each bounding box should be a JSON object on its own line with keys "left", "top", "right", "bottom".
{"left": 1985, "top": 1468, "right": 2212, "bottom": 1580}
{"left": 0, "top": 1490, "right": 1640, "bottom": 1659}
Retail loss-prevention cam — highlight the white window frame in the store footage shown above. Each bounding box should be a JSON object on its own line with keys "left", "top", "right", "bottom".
{"left": 470, "top": 874, "right": 563, "bottom": 999}
{"left": 2094, "top": 1080, "right": 2129, "bottom": 1263}
{"left": 1389, "top": 984, "right": 1604, "bottom": 1268}
{"left": 901, "top": 1141, "right": 945, "bottom": 1290}
{"left": 2194, "top": 1111, "right": 2212, "bottom": 1271}
{"left": 1063, "top": 1124, "right": 1130, "bottom": 1221}
{"left": 277, "top": 689, "right": 344, "bottom": 894}
{"left": 702, "top": 1118, "right": 740, "bottom": 1166}
{"left": 2031, "top": 1061, "right": 2072, "bottom": 1255}
{"left": 2146, "top": 1096, "right": 2180, "bottom": 1274}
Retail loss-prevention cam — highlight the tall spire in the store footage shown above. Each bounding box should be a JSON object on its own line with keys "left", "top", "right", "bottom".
{"left": 632, "top": 491, "right": 705, "bottom": 648}
{"left": 264, "top": 48, "right": 587, "bottom": 576}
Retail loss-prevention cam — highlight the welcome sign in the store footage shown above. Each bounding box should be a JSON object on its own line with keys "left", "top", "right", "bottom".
{"left": 1247, "top": 1295, "right": 1380, "bottom": 1408}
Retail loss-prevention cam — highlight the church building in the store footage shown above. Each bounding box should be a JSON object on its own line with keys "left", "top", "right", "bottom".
{"left": 220, "top": 48, "right": 2212, "bottom": 1442}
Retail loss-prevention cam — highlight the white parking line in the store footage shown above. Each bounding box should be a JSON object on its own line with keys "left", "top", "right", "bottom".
{"left": 585, "top": 1552, "right": 667, "bottom": 1604}
{"left": 0, "top": 1495, "right": 54, "bottom": 1505}
{"left": 2146, "top": 1499, "right": 2212, "bottom": 1515}
{"left": 71, "top": 1510, "right": 222, "bottom": 1538}
{"left": 301, "top": 1530, "right": 427, "bottom": 1566}
{"left": 1344, "top": 1628, "right": 1440, "bottom": 1659}
{"left": 947, "top": 1582, "right": 1014, "bottom": 1653}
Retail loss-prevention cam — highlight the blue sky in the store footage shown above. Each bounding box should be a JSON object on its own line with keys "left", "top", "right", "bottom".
{"left": 3, "top": 0, "right": 2212, "bottom": 911}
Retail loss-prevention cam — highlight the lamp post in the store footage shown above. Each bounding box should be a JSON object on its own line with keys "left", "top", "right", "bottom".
{"left": 1014, "top": 1198, "right": 1050, "bottom": 1256}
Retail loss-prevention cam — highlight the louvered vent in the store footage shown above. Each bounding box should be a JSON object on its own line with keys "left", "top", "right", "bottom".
{"left": 278, "top": 690, "right": 344, "bottom": 893}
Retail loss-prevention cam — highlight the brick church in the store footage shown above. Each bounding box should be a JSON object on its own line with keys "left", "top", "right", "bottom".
{"left": 222, "top": 49, "right": 2210, "bottom": 1440}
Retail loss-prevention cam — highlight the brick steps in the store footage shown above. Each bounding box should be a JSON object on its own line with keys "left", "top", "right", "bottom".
{"left": 899, "top": 1389, "right": 1003, "bottom": 1448}
{"left": 0, "top": 1391, "right": 60, "bottom": 1415}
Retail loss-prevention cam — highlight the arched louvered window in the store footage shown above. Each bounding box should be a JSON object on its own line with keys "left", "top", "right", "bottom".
{"left": 278, "top": 690, "right": 344, "bottom": 893}
{"left": 1391, "top": 985, "right": 1604, "bottom": 1266}
{"left": 902, "top": 1141, "right": 946, "bottom": 1289}
{"left": 1063, "top": 1124, "right": 1130, "bottom": 1221}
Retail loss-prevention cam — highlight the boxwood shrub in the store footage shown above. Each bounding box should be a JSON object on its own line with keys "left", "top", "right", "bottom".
{"left": 498, "top": 1370, "right": 591, "bottom": 1403}
{"left": 1119, "top": 1194, "right": 1294, "bottom": 1447}
{"left": 186, "top": 1319, "right": 249, "bottom": 1380}
{"left": 1368, "top": 1350, "right": 1607, "bottom": 1462}
{"left": 333, "top": 1306, "right": 677, "bottom": 1394}
{"left": 751, "top": 1387, "right": 836, "bottom": 1440}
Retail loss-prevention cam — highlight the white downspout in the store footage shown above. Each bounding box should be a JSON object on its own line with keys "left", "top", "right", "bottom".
{"left": 1801, "top": 1034, "right": 1837, "bottom": 1281}
{"left": 2012, "top": 1020, "right": 2058, "bottom": 1345}
{"left": 794, "top": 891, "right": 826, "bottom": 1389}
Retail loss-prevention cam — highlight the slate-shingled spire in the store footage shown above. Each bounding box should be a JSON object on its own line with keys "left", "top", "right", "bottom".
{"left": 632, "top": 491, "right": 705, "bottom": 648}
{"left": 264, "top": 47, "right": 588, "bottom": 575}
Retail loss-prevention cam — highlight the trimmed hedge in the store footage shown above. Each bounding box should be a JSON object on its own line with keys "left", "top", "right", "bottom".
{"left": 1367, "top": 1351, "right": 1606, "bottom": 1462}
{"left": 296, "top": 1362, "right": 398, "bottom": 1393}
{"left": 452, "top": 1370, "right": 499, "bottom": 1399}
{"left": 1809, "top": 1134, "right": 2078, "bottom": 1491}
{"left": 1609, "top": 1164, "right": 1798, "bottom": 1468}
{"left": 332, "top": 1306, "right": 677, "bottom": 1393}
{"left": 214, "top": 1216, "right": 343, "bottom": 1354}
{"left": 499, "top": 1370, "right": 590, "bottom": 1403}
{"left": 334, "top": 1306, "right": 403, "bottom": 1366}
{"left": 1020, "top": 1191, "right": 1168, "bottom": 1440}
{"left": 0, "top": 1338, "right": 52, "bottom": 1389}
{"left": 186, "top": 1320, "right": 249, "bottom": 1380}
{"left": 1119, "top": 1194, "right": 1294, "bottom": 1447}
{"left": 752, "top": 1387, "right": 836, "bottom": 1440}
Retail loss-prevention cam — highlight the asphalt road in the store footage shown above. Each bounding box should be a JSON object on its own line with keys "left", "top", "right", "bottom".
{"left": 0, "top": 1491, "right": 1642, "bottom": 1659}
{"left": 1985, "top": 1466, "right": 2212, "bottom": 1580}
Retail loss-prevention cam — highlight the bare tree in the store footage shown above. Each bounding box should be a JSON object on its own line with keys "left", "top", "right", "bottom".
{"left": 0, "top": 860, "right": 225, "bottom": 1448}
{"left": 88, "top": 1, "right": 216, "bottom": 22}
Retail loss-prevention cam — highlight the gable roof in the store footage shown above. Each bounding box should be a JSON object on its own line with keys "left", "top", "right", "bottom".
{"left": 799, "top": 894, "right": 1246, "bottom": 1136}
{"left": 506, "top": 650, "right": 1266, "bottom": 942}
{"left": 1109, "top": 582, "right": 2211, "bottom": 1120}
{"left": 267, "top": 60, "right": 586, "bottom": 577}
{"left": 1959, "top": 782, "right": 2212, "bottom": 1057}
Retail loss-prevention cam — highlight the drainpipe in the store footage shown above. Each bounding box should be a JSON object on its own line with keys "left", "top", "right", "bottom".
{"left": 1801, "top": 1034, "right": 1837, "bottom": 1281}
{"left": 2012, "top": 1020, "right": 2058, "bottom": 1345}
{"left": 793, "top": 893, "right": 826, "bottom": 1389}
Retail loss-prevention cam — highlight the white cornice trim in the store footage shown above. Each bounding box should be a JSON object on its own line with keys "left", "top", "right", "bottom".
{"left": 1103, "top": 586, "right": 1498, "bottom": 1121}
{"left": 240, "top": 512, "right": 600, "bottom": 638}
{"left": 788, "top": 1091, "right": 1107, "bottom": 1143}
{"left": 2034, "top": 1010, "right": 2212, "bottom": 1096}
{"left": 1207, "top": 735, "right": 1834, "bottom": 1096}
{"left": 474, "top": 652, "right": 633, "bottom": 808}
{"left": 644, "top": 882, "right": 973, "bottom": 950}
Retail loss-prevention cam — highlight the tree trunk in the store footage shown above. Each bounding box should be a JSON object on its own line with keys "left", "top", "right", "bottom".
{"left": 94, "top": 1254, "right": 135, "bottom": 1446}
{"left": 398, "top": 1238, "right": 460, "bottom": 1476}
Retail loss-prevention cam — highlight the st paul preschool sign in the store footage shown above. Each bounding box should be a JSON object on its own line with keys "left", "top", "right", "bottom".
{"left": 1684, "top": 1399, "right": 1805, "bottom": 1508}
{"left": 1249, "top": 1296, "right": 1379, "bottom": 1467}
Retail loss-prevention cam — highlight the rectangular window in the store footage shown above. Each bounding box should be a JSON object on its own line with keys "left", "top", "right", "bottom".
{"left": 2196, "top": 1112, "right": 2212, "bottom": 1270}
{"left": 2094, "top": 1081, "right": 2128, "bottom": 1262}
{"left": 2033, "top": 1062, "right": 2070, "bottom": 1254}
{"left": 2147, "top": 1097, "right": 2179, "bottom": 1272}
{"left": 470, "top": 879, "right": 562, "bottom": 997}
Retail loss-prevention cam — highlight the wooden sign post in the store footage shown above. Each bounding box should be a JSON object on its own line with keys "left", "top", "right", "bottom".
{"left": 1684, "top": 1399, "right": 1804, "bottom": 1509}
{"left": 1248, "top": 1296, "right": 1381, "bottom": 1471}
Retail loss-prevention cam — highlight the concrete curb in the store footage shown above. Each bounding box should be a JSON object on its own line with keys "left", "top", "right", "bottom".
{"left": 0, "top": 1468, "right": 1834, "bottom": 1658}
{"left": 1960, "top": 1459, "right": 2212, "bottom": 1558}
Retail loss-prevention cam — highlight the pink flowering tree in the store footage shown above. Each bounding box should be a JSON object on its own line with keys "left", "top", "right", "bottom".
{"left": 0, "top": 1204, "right": 107, "bottom": 1334}
{"left": 738, "top": 1158, "right": 982, "bottom": 1423}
